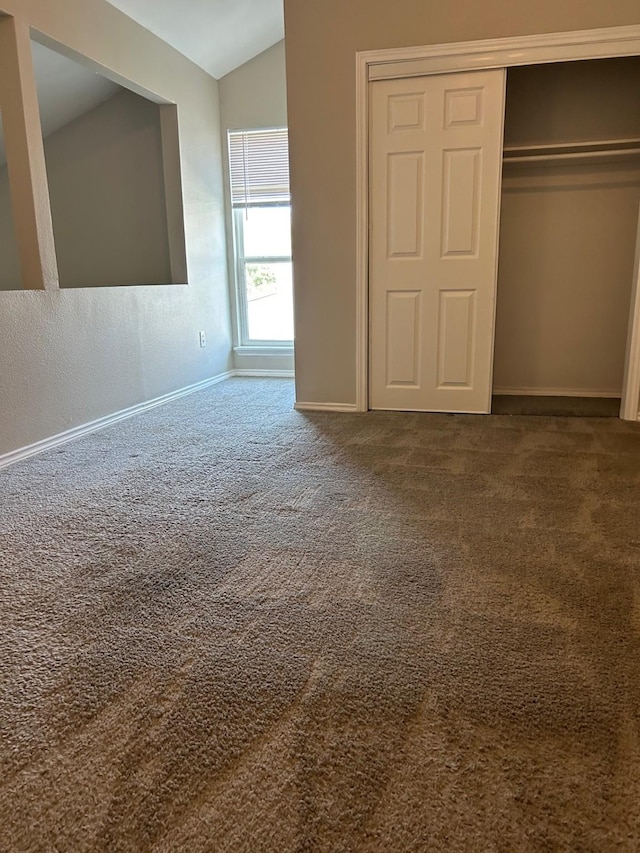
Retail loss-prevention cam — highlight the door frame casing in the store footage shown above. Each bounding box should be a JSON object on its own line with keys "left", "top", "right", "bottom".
{"left": 355, "top": 25, "right": 640, "bottom": 419}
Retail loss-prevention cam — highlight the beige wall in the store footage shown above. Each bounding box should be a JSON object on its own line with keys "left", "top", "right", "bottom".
{"left": 495, "top": 58, "right": 640, "bottom": 395}
{"left": 219, "top": 40, "right": 293, "bottom": 373}
{"left": 495, "top": 167, "right": 640, "bottom": 394}
{"left": 284, "top": 0, "right": 640, "bottom": 405}
{"left": 0, "top": 0, "right": 231, "bottom": 457}
{"left": 0, "top": 157, "right": 21, "bottom": 289}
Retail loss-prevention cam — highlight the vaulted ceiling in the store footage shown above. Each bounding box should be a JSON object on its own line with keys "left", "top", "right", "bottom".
{"left": 0, "top": 1, "right": 284, "bottom": 164}
{"left": 106, "top": 0, "right": 285, "bottom": 79}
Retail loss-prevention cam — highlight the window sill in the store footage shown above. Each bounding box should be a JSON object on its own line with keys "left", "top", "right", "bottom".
{"left": 234, "top": 345, "right": 294, "bottom": 357}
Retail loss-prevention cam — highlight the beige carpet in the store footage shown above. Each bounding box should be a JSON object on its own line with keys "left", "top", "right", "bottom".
{"left": 1, "top": 377, "right": 640, "bottom": 852}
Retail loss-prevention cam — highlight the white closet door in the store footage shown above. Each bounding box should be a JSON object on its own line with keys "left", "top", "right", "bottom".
{"left": 369, "top": 69, "right": 506, "bottom": 412}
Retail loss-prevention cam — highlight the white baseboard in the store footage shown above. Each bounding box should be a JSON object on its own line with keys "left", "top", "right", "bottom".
{"left": 493, "top": 387, "right": 621, "bottom": 398}
{"left": 2, "top": 371, "right": 633, "bottom": 473}
{"left": 294, "top": 402, "right": 359, "bottom": 413}
{"left": 233, "top": 369, "right": 295, "bottom": 378}
{"left": 0, "top": 371, "right": 234, "bottom": 472}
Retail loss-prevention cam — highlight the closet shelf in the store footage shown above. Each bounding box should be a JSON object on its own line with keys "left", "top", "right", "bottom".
{"left": 503, "top": 137, "right": 640, "bottom": 164}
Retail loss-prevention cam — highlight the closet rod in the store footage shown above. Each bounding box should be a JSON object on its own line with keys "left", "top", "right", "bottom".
{"left": 504, "top": 147, "right": 640, "bottom": 164}
{"left": 503, "top": 137, "right": 640, "bottom": 164}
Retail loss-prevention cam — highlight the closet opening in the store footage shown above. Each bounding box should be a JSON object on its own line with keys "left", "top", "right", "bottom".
{"left": 492, "top": 56, "right": 640, "bottom": 417}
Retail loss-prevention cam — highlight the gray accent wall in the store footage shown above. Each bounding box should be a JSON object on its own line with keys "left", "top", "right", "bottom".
{"left": 44, "top": 88, "right": 172, "bottom": 288}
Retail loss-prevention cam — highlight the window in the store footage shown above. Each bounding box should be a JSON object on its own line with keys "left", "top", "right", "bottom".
{"left": 229, "top": 128, "right": 293, "bottom": 345}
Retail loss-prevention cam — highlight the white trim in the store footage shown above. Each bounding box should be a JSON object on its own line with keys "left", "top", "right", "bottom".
{"left": 356, "top": 25, "right": 640, "bottom": 421}
{"left": 486, "top": 69, "right": 508, "bottom": 414}
{"left": 621, "top": 207, "right": 640, "bottom": 421}
{"left": 493, "top": 387, "right": 621, "bottom": 398}
{"left": 233, "top": 369, "right": 295, "bottom": 378}
{"left": 232, "top": 204, "right": 293, "bottom": 350}
{"left": 294, "top": 402, "right": 359, "bottom": 413}
{"left": 355, "top": 50, "right": 369, "bottom": 413}
{"left": 363, "top": 26, "right": 640, "bottom": 80}
{"left": 234, "top": 345, "right": 294, "bottom": 357}
{"left": 0, "top": 372, "right": 233, "bottom": 472}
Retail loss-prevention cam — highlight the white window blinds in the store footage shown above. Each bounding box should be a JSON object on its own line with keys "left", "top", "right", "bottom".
{"left": 229, "top": 128, "right": 290, "bottom": 208}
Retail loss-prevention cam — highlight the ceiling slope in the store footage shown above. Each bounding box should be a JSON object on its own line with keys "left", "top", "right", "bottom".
{"left": 106, "top": 0, "right": 285, "bottom": 79}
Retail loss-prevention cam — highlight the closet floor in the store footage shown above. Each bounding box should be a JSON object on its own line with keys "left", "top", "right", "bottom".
{"left": 491, "top": 395, "right": 621, "bottom": 417}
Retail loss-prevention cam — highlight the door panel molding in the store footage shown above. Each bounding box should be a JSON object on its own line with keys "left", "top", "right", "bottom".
{"left": 437, "top": 290, "right": 476, "bottom": 389}
{"left": 386, "top": 290, "right": 421, "bottom": 387}
{"left": 387, "top": 152, "right": 424, "bottom": 257}
{"left": 369, "top": 70, "right": 505, "bottom": 413}
{"left": 356, "top": 25, "right": 640, "bottom": 419}
{"left": 441, "top": 148, "right": 482, "bottom": 257}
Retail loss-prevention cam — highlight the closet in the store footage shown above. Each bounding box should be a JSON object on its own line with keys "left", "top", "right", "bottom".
{"left": 493, "top": 57, "right": 640, "bottom": 415}
{"left": 368, "top": 55, "right": 640, "bottom": 417}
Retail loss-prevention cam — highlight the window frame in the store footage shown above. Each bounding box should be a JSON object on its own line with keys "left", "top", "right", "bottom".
{"left": 228, "top": 126, "right": 293, "bottom": 350}
{"left": 233, "top": 204, "right": 293, "bottom": 347}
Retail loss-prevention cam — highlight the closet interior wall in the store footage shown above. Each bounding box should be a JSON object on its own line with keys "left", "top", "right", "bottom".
{"left": 493, "top": 57, "right": 640, "bottom": 400}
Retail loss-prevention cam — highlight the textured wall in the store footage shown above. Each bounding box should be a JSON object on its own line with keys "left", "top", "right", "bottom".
{"left": 284, "top": 0, "right": 640, "bottom": 405}
{"left": 0, "top": 0, "right": 231, "bottom": 457}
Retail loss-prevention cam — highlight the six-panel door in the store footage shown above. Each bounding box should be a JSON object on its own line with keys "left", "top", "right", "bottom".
{"left": 369, "top": 69, "right": 506, "bottom": 412}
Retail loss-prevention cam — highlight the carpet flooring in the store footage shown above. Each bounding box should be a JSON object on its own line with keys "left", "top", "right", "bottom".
{"left": 1, "top": 377, "right": 640, "bottom": 852}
